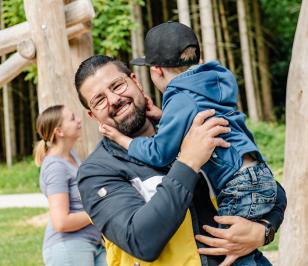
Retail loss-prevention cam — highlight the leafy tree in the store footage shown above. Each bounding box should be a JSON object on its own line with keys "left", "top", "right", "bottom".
{"left": 92, "top": 0, "right": 144, "bottom": 57}
{"left": 260, "top": 0, "right": 301, "bottom": 119}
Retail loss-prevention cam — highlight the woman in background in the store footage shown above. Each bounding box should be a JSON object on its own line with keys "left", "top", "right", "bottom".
{"left": 33, "top": 105, "right": 106, "bottom": 266}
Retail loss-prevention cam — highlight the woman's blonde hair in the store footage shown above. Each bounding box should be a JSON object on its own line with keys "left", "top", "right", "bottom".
{"left": 33, "top": 105, "right": 64, "bottom": 166}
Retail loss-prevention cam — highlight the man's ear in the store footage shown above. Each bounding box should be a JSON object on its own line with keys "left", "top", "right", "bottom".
{"left": 130, "top": 73, "right": 144, "bottom": 94}
{"left": 87, "top": 111, "right": 101, "bottom": 127}
{"left": 87, "top": 110, "right": 95, "bottom": 119}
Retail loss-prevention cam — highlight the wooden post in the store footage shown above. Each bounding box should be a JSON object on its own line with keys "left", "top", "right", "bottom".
{"left": 69, "top": 31, "right": 101, "bottom": 159}
{"left": 279, "top": 1, "right": 308, "bottom": 264}
{"left": 23, "top": 0, "right": 92, "bottom": 157}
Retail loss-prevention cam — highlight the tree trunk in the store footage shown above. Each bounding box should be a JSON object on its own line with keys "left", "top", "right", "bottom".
{"left": 145, "top": 0, "right": 161, "bottom": 107}
{"left": 24, "top": 0, "right": 92, "bottom": 158}
{"left": 18, "top": 78, "right": 25, "bottom": 157}
{"left": 177, "top": 0, "right": 191, "bottom": 27}
{"left": 253, "top": 0, "right": 276, "bottom": 122}
{"left": 191, "top": 0, "right": 203, "bottom": 58}
{"left": 28, "top": 81, "right": 37, "bottom": 143}
{"left": 213, "top": 0, "right": 225, "bottom": 65}
{"left": 130, "top": 0, "right": 151, "bottom": 97}
{"left": 161, "top": 0, "right": 169, "bottom": 21}
{"left": 279, "top": 1, "right": 308, "bottom": 264}
{"left": 199, "top": 0, "right": 217, "bottom": 61}
{"left": 245, "top": 0, "right": 263, "bottom": 120}
{"left": 237, "top": 0, "right": 259, "bottom": 121}
{"left": 219, "top": 0, "right": 243, "bottom": 111}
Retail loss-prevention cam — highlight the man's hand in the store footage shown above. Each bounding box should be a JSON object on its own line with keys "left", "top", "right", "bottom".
{"left": 195, "top": 216, "right": 266, "bottom": 266}
{"left": 144, "top": 94, "right": 162, "bottom": 122}
{"left": 99, "top": 123, "right": 132, "bottom": 150}
{"left": 178, "top": 109, "right": 230, "bottom": 172}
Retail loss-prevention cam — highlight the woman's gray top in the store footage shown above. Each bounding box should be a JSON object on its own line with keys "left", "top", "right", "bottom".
{"left": 40, "top": 152, "right": 101, "bottom": 249}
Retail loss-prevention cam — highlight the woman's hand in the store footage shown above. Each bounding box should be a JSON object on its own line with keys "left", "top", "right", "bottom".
{"left": 178, "top": 109, "right": 230, "bottom": 172}
{"left": 144, "top": 94, "right": 162, "bottom": 122}
{"left": 195, "top": 216, "right": 266, "bottom": 266}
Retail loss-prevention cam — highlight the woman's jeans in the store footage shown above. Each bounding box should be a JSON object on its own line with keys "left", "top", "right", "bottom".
{"left": 43, "top": 239, "right": 107, "bottom": 266}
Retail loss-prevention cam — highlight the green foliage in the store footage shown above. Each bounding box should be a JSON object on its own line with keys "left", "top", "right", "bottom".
{"left": 2, "top": 0, "right": 26, "bottom": 27}
{"left": 92, "top": 0, "right": 143, "bottom": 57}
{"left": 0, "top": 157, "right": 40, "bottom": 194}
{"left": 247, "top": 120, "right": 285, "bottom": 182}
{"left": 92, "top": 0, "right": 132, "bottom": 56}
{"left": 260, "top": 0, "right": 301, "bottom": 117}
{"left": 0, "top": 208, "right": 46, "bottom": 265}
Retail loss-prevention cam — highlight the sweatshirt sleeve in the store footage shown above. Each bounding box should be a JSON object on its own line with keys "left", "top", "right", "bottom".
{"left": 128, "top": 92, "right": 199, "bottom": 167}
{"left": 78, "top": 160, "right": 200, "bottom": 261}
{"left": 262, "top": 181, "right": 287, "bottom": 230}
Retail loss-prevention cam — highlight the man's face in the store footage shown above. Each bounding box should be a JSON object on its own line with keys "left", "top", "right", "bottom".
{"left": 80, "top": 63, "right": 147, "bottom": 136}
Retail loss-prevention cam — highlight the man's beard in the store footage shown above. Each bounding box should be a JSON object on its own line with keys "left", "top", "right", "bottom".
{"left": 111, "top": 100, "right": 146, "bottom": 137}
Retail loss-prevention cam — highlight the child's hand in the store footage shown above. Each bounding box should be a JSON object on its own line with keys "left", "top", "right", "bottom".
{"left": 144, "top": 94, "right": 162, "bottom": 122}
{"left": 99, "top": 123, "right": 132, "bottom": 150}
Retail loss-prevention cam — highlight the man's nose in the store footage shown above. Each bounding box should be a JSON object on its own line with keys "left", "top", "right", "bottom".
{"left": 106, "top": 90, "right": 121, "bottom": 106}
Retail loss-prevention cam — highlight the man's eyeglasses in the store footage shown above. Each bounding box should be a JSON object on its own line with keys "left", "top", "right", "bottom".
{"left": 89, "top": 76, "right": 129, "bottom": 110}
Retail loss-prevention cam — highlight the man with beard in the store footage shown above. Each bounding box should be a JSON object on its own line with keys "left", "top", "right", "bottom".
{"left": 74, "top": 55, "right": 286, "bottom": 266}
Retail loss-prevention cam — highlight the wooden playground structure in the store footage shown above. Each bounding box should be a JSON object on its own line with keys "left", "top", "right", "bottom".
{"left": 0, "top": 0, "right": 100, "bottom": 159}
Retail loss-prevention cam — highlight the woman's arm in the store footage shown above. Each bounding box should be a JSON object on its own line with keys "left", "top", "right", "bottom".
{"left": 48, "top": 193, "right": 91, "bottom": 233}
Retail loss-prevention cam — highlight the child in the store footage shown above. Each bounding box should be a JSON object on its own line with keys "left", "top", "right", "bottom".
{"left": 101, "top": 21, "right": 276, "bottom": 265}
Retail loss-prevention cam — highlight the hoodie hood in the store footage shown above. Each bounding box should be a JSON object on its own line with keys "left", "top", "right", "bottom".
{"left": 167, "top": 61, "right": 238, "bottom": 107}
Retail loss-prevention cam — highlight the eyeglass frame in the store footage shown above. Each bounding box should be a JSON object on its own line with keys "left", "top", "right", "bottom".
{"left": 89, "top": 76, "right": 129, "bottom": 110}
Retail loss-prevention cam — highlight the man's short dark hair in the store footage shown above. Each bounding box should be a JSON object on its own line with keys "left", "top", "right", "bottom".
{"left": 75, "top": 55, "right": 131, "bottom": 109}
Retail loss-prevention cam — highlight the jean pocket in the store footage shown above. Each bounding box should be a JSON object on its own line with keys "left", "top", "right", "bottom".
{"left": 252, "top": 186, "right": 277, "bottom": 204}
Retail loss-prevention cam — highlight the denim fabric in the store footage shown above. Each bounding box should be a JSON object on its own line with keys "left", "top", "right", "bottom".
{"left": 233, "top": 250, "right": 272, "bottom": 266}
{"left": 43, "top": 239, "right": 107, "bottom": 266}
{"left": 217, "top": 162, "right": 277, "bottom": 220}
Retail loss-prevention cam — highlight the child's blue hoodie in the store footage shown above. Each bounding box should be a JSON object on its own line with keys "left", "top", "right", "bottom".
{"left": 128, "top": 61, "right": 264, "bottom": 194}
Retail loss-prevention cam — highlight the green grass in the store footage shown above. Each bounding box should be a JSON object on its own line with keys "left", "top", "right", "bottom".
{"left": 0, "top": 208, "right": 47, "bottom": 266}
{"left": 247, "top": 120, "right": 285, "bottom": 182}
{"left": 0, "top": 157, "right": 40, "bottom": 194}
{"left": 261, "top": 230, "right": 280, "bottom": 252}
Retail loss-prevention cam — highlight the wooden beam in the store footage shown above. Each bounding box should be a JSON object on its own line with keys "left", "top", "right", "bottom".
{"left": 0, "top": 22, "right": 90, "bottom": 88}
{"left": 64, "top": 0, "right": 95, "bottom": 27}
{"left": 0, "top": 53, "right": 32, "bottom": 87}
{"left": 0, "top": 22, "right": 29, "bottom": 57}
{"left": 0, "top": 0, "right": 94, "bottom": 57}
{"left": 17, "top": 39, "right": 36, "bottom": 60}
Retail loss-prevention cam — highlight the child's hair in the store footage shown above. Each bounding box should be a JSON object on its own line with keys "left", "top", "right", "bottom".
{"left": 165, "top": 47, "right": 198, "bottom": 74}
{"left": 33, "top": 105, "right": 64, "bottom": 166}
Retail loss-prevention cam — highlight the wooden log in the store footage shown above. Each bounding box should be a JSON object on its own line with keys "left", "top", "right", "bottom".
{"left": 0, "top": 22, "right": 29, "bottom": 57}
{"left": 17, "top": 39, "right": 36, "bottom": 59}
{"left": 0, "top": 0, "right": 94, "bottom": 57}
{"left": 64, "top": 0, "right": 95, "bottom": 27}
{"left": 0, "top": 22, "right": 90, "bottom": 88}
{"left": 69, "top": 32, "right": 100, "bottom": 159}
{"left": 24, "top": 0, "right": 93, "bottom": 157}
{"left": 0, "top": 53, "right": 32, "bottom": 87}
{"left": 67, "top": 22, "right": 91, "bottom": 40}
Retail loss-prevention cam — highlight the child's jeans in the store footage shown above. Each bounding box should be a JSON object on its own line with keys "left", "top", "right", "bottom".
{"left": 217, "top": 162, "right": 277, "bottom": 266}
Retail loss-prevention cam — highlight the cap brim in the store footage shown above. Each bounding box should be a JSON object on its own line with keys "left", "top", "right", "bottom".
{"left": 130, "top": 56, "right": 149, "bottom": 66}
